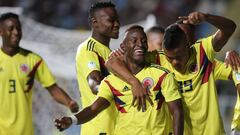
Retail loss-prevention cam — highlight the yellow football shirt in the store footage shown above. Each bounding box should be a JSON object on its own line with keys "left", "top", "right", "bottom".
{"left": 231, "top": 71, "right": 240, "bottom": 130}
{"left": 98, "top": 65, "right": 181, "bottom": 135}
{"left": 0, "top": 48, "right": 56, "bottom": 135}
{"left": 156, "top": 36, "right": 229, "bottom": 135}
{"left": 76, "top": 37, "right": 116, "bottom": 135}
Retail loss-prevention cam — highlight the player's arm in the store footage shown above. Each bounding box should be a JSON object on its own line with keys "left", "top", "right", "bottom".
{"left": 54, "top": 97, "right": 110, "bottom": 131}
{"left": 167, "top": 99, "right": 184, "bottom": 135}
{"left": 76, "top": 50, "right": 104, "bottom": 95}
{"left": 46, "top": 84, "right": 79, "bottom": 113}
{"left": 35, "top": 59, "right": 79, "bottom": 113}
{"left": 87, "top": 71, "right": 104, "bottom": 95}
{"left": 162, "top": 73, "right": 184, "bottom": 135}
{"left": 105, "top": 55, "right": 153, "bottom": 112}
{"left": 179, "top": 11, "right": 236, "bottom": 52}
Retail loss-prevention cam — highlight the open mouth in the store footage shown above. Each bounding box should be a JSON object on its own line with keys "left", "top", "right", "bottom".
{"left": 134, "top": 49, "right": 144, "bottom": 55}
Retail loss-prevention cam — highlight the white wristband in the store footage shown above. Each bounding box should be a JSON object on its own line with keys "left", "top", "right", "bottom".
{"left": 70, "top": 115, "right": 78, "bottom": 125}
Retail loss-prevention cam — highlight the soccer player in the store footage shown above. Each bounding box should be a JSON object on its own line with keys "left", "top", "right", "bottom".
{"left": 0, "top": 12, "right": 79, "bottom": 135}
{"left": 106, "top": 12, "right": 236, "bottom": 135}
{"left": 75, "top": 2, "right": 120, "bottom": 135}
{"left": 55, "top": 25, "right": 183, "bottom": 135}
{"left": 146, "top": 26, "right": 165, "bottom": 51}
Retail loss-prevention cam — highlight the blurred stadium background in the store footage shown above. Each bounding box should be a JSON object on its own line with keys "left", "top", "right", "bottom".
{"left": 0, "top": 0, "right": 240, "bottom": 134}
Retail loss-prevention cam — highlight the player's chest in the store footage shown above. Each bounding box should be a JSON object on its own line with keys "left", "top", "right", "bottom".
{"left": 0, "top": 58, "right": 33, "bottom": 81}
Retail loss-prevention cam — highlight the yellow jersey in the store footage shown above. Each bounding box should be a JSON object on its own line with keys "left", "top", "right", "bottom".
{"left": 76, "top": 37, "right": 116, "bottom": 135}
{"left": 231, "top": 71, "right": 240, "bottom": 130}
{"left": 98, "top": 64, "right": 181, "bottom": 135}
{"left": 157, "top": 36, "right": 231, "bottom": 135}
{"left": 0, "top": 48, "right": 56, "bottom": 135}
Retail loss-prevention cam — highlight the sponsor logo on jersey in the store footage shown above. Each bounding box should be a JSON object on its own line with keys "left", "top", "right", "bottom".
{"left": 20, "top": 64, "right": 29, "bottom": 73}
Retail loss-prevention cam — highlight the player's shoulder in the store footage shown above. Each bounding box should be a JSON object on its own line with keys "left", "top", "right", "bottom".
{"left": 77, "top": 37, "right": 98, "bottom": 52}
{"left": 147, "top": 63, "right": 170, "bottom": 74}
{"left": 19, "top": 48, "right": 42, "bottom": 60}
{"left": 194, "top": 35, "right": 214, "bottom": 46}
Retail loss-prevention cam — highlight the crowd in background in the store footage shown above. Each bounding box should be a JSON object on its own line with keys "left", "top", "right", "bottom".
{"left": 1, "top": 0, "right": 200, "bottom": 29}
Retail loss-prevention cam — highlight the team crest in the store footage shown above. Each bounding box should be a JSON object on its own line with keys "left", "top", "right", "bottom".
{"left": 142, "top": 77, "right": 154, "bottom": 90}
{"left": 20, "top": 64, "right": 29, "bottom": 73}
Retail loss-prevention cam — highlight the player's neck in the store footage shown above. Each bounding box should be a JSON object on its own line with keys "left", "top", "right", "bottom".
{"left": 1, "top": 44, "right": 20, "bottom": 56}
{"left": 177, "top": 49, "right": 192, "bottom": 74}
{"left": 124, "top": 56, "right": 145, "bottom": 75}
{"left": 92, "top": 32, "right": 110, "bottom": 47}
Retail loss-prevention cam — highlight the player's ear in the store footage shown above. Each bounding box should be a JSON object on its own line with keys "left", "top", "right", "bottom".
{"left": 120, "top": 43, "right": 126, "bottom": 51}
{"left": 91, "top": 17, "right": 97, "bottom": 26}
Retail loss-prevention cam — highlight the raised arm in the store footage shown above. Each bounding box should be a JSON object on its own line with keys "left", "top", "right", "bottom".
{"left": 167, "top": 99, "right": 184, "bottom": 135}
{"left": 105, "top": 56, "right": 153, "bottom": 112}
{"left": 46, "top": 84, "right": 79, "bottom": 113}
{"left": 179, "top": 11, "right": 236, "bottom": 52}
{"left": 54, "top": 97, "right": 110, "bottom": 131}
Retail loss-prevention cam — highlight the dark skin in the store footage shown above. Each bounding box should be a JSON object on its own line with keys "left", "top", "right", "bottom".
{"left": 0, "top": 17, "right": 79, "bottom": 113}
{"left": 55, "top": 28, "right": 183, "bottom": 135}
{"left": 87, "top": 7, "right": 120, "bottom": 95}
{"left": 179, "top": 11, "right": 236, "bottom": 52}
{"left": 87, "top": 7, "right": 153, "bottom": 111}
{"left": 107, "top": 13, "right": 238, "bottom": 108}
{"left": 166, "top": 11, "right": 236, "bottom": 74}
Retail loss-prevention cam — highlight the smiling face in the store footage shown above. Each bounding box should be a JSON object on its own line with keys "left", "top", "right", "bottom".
{"left": 92, "top": 7, "right": 120, "bottom": 39}
{"left": 123, "top": 27, "right": 148, "bottom": 65}
{"left": 0, "top": 17, "right": 22, "bottom": 48}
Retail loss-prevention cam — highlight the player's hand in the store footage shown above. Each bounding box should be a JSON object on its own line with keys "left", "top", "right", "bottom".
{"left": 109, "top": 48, "right": 124, "bottom": 59}
{"left": 68, "top": 100, "right": 79, "bottom": 113}
{"left": 54, "top": 117, "right": 72, "bottom": 131}
{"left": 179, "top": 12, "right": 207, "bottom": 25}
{"left": 225, "top": 50, "right": 240, "bottom": 71}
{"left": 131, "top": 80, "right": 153, "bottom": 112}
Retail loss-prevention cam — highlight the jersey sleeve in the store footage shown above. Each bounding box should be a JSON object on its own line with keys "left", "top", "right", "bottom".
{"left": 35, "top": 59, "right": 56, "bottom": 88}
{"left": 161, "top": 73, "right": 181, "bottom": 102}
{"left": 97, "top": 78, "right": 114, "bottom": 103}
{"left": 76, "top": 50, "right": 100, "bottom": 78}
{"left": 201, "top": 35, "right": 216, "bottom": 61}
{"left": 213, "top": 59, "right": 232, "bottom": 80}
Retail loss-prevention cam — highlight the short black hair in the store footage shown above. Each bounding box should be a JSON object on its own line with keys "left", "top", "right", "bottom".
{"left": 0, "top": 12, "right": 19, "bottom": 23}
{"left": 88, "top": 1, "right": 115, "bottom": 24}
{"left": 163, "top": 24, "right": 187, "bottom": 50}
{"left": 146, "top": 26, "right": 164, "bottom": 34}
{"left": 125, "top": 25, "right": 144, "bottom": 33}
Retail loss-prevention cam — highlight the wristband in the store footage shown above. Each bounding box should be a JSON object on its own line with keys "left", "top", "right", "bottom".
{"left": 70, "top": 115, "right": 78, "bottom": 125}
